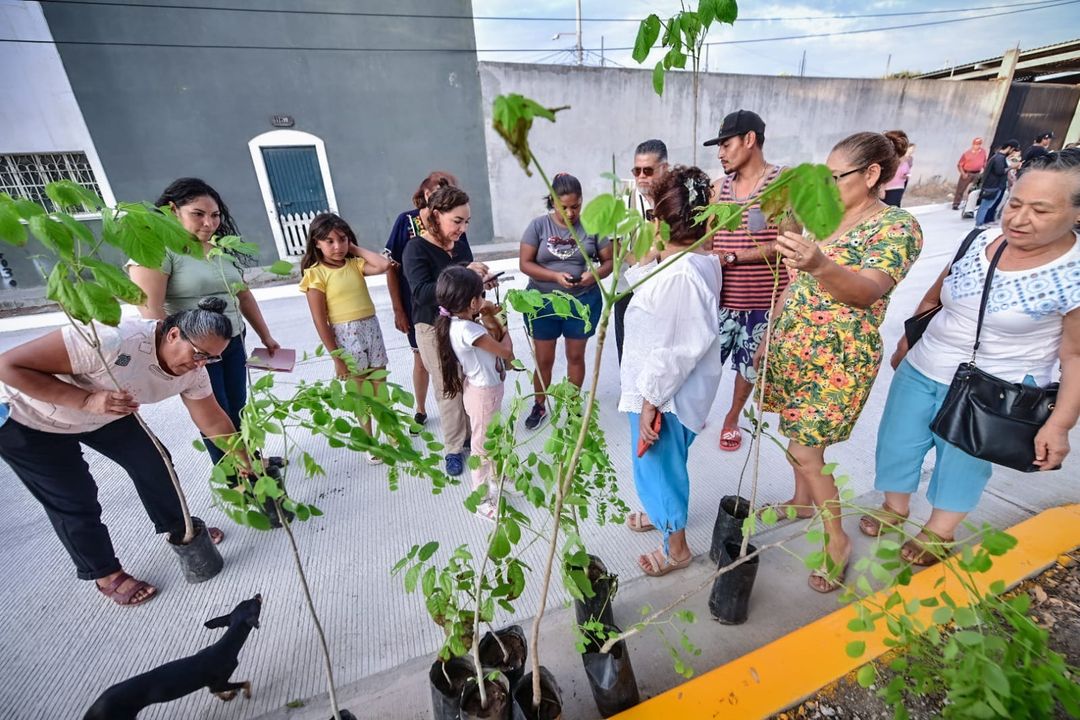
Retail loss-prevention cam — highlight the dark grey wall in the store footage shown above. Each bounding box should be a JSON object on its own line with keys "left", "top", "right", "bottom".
{"left": 40, "top": 0, "right": 493, "bottom": 264}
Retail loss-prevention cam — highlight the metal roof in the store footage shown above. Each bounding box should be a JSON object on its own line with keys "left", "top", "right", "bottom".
{"left": 917, "top": 37, "right": 1080, "bottom": 84}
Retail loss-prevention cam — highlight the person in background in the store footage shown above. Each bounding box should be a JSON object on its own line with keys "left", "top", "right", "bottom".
{"left": 868, "top": 149, "right": 1080, "bottom": 565}
{"left": 614, "top": 139, "right": 669, "bottom": 364}
{"left": 518, "top": 173, "right": 613, "bottom": 430}
{"left": 759, "top": 131, "right": 923, "bottom": 592}
{"left": 385, "top": 172, "right": 467, "bottom": 434}
{"left": 953, "top": 137, "right": 987, "bottom": 210}
{"left": 976, "top": 139, "right": 1020, "bottom": 226}
{"left": 130, "top": 178, "right": 280, "bottom": 472}
{"left": 704, "top": 109, "right": 791, "bottom": 454}
{"left": 620, "top": 166, "right": 723, "bottom": 575}
{"left": 882, "top": 130, "right": 912, "bottom": 207}
{"left": 1022, "top": 131, "right": 1054, "bottom": 164}
{"left": 403, "top": 185, "right": 490, "bottom": 477}
{"left": 0, "top": 300, "right": 239, "bottom": 606}
{"left": 299, "top": 213, "right": 393, "bottom": 465}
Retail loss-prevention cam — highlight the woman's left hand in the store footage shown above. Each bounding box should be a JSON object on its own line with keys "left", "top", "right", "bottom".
{"left": 577, "top": 271, "right": 597, "bottom": 288}
{"left": 1033, "top": 423, "right": 1070, "bottom": 470}
{"left": 639, "top": 401, "right": 660, "bottom": 448}
{"left": 776, "top": 231, "right": 827, "bottom": 274}
{"left": 262, "top": 337, "right": 281, "bottom": 356}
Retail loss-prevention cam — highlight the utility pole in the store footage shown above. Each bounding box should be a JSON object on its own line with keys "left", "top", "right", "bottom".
{"left": 885, "top": 53, "right": 892, "bottom": 78}
{"left": 576, "top": 0, "right": 583, "bottom": 66}
{"left": 799, "top": 50, "right": 806, "bottom": 77}
{"left": 601, "top": 36, "right": 605, "bottom": 67}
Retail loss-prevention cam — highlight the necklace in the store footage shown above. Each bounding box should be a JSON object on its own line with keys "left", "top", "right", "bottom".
{"left": 730, "top": 163, "right": 772, "bottom": 203}
{"left": 829, "top": 200, "right": 884, "bottom": 241}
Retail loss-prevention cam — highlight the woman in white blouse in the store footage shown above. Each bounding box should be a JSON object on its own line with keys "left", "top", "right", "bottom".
{"left": 868, "top": 149, "right": 1080, "bottom": 565}
{"left": 619, "top": 166, "right": 724, "bottom": 576}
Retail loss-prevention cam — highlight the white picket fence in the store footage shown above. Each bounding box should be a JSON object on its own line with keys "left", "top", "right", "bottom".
{"left": 278, "top": 210, "right": 325, "bottom": 257}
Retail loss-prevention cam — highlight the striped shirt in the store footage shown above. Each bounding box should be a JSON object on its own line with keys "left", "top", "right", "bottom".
{"left": 711, "top": 165, "right": 789, "bottom": 310}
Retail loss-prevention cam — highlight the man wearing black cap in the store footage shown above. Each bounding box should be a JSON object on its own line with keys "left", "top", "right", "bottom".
{"left": 704, "top": 109, "right": 792, "bottom": 453}
{"left": 976, "top": 139, "right": 1020, "bottom": 226}
{"left": 1022, "top": 131, "right": 1054, "bottom": 164}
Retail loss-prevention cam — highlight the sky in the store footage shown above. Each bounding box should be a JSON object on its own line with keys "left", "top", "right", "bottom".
{"left": 471, "top": 0, "right": 1080, "bottom": 78}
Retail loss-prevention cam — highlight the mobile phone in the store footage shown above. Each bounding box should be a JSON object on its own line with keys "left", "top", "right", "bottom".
{"left": 483, "top": 270, "right": 505, "bottom": 283}
{"left": 568, "top": 273, "right": 582, "bottom": 284}
{"left": 636, "top": 413, "right": 663, "bottom": 458}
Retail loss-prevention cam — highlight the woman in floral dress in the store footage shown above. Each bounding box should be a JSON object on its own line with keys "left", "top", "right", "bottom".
{"left": 758, "top": 131, "right": 923, "bottom": 593}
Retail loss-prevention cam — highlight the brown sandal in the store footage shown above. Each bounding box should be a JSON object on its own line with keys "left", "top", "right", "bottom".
{"left": 808, "top": 552, "right": 849, "bottom": 594}
{"left": 858, "top": 503, "right": 909, "bottom": 538}
{"left": 96, "top": 571, "right": 158, "bottom": 606}
{"left": 901, "top": 532, "right": 954, "bottom": 566}
{"left": 639, "top": 548, "right": 693, "bottom": 577}
{"left": 627, "top": 511, "right": 655, "bottom": 533}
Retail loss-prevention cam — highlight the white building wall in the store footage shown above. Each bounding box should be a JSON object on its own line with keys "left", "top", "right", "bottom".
{"left": 0, "top": 0, "right": 114, "bottom": 204}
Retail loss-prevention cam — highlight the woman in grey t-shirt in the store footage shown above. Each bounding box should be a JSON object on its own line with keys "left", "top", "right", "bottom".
{"left": 518, "top": 173, "right": 613, "bottom": 429}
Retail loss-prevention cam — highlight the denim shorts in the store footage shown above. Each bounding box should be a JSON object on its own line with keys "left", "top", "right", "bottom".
{"left": 526, "top": 285, "right": 602, "bottom": 341}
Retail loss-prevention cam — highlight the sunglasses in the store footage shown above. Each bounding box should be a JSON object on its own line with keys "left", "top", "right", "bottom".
{"left": 631, "top": 166, "right": 657, "bottom": 177}
{"left": 181, "top": 332, "right": 222, "bottom": 364}
{"left": 831, "top": 166, "right": 867, "bottom": 183}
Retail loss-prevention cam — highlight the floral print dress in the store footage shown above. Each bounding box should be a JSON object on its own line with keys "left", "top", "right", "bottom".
{"left": 761, "top": 206, "right": 923, "bottom": 447}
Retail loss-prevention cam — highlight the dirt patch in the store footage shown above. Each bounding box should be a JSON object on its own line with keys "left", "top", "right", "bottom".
{"left": 771, "top": 551, "right": 1080, "bottom": 719}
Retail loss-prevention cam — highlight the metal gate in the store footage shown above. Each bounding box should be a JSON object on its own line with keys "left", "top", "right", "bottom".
{"left": 993, "top": 82, "right": 1080, "bottom": 150}
{"left": 261, "top": 145, "right": 330, "bottom": 256}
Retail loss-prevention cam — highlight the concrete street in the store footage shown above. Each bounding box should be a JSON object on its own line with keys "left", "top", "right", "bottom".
{"left": 0, "top": 204, "right": 1076, "bottom": 719}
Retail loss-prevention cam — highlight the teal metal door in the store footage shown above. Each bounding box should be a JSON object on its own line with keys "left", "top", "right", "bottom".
{"left": 261, "top": 145, "right": 329, "bottom": 216}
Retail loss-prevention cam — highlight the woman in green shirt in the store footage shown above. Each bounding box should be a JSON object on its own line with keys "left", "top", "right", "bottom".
{"left": 130, "top": 178, "right": 280, "bottom": 468}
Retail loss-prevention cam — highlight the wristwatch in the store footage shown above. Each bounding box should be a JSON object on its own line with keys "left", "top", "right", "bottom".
{"left": 723, "top": 251, "right": 738, "bottom": 266}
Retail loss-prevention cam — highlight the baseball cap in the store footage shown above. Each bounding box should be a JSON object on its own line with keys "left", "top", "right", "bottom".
{"left": 1036, "top": 131, "right": 1054, "bottom": 142}
{"left": 703, "top": 110, "right": 765, "bottom": 147}
{"left": 1003, "top": 139, "right": 1021, "bottom": 150}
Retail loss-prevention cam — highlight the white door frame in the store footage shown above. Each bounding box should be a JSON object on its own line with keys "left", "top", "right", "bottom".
{"left": 247, "top": 129, "right": 338, "bottom": 259}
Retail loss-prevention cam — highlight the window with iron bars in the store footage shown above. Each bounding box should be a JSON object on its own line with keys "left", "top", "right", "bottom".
{"left": 0, "top": 152, "right": 105, "bottom": 214}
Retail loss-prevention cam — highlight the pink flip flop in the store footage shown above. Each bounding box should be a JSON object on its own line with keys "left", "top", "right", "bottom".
{"left": 719, "top": 428, "right": 742, "bottom": 452}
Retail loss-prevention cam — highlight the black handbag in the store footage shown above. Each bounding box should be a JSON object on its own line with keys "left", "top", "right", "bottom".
{"left": 903, "top": 228, "right": 983, "bottom": 347}
{"left": 929, "top": 240, "right": 1060, "bottom": 473}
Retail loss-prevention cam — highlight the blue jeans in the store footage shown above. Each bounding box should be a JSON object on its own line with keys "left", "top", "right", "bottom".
{"left": 975, "top": 188, "right": 1004, "bottom": 226}
{"left": 204, "top": 333, "right": 247, "bottom": 465}
{"left": 874, "top": 360, "right": 992, "bottom": 513}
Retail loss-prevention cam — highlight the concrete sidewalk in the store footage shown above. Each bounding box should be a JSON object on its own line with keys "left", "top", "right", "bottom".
{"left": 0, "top": 205, "right": 1076, "bottom": 720}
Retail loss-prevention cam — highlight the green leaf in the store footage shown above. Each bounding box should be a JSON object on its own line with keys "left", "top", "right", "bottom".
{"left": 932, "top": 606, "right": 953, "bottom": 625}
{"left": 0, "top": 202, "right": 27, "bottom": 246}
{"left": 953, "top": 630, "right": 984, "bottom": 646}
{"left": 787, "top": 164, "right": 843, "bottom": 239}
{"left": 581, "top": 194, "right": 623, "bottom": 237}
{"left": 632, "top": 14, "right": 661, "bottom": 63}
{"left": 75, "top": 281, "right": 121, "bottom": 326}
{"left": 491, "top": 93, "right": 565, "bottom": 176}
{"left": 105, "top": 211, "right": 166, "bottom": 269}
{"left": 707, "top": 0, "right": 738, "bottom": 25}
{"left": 846, "top": 640, "right": 866, "bottom": 658}
{"left": 856, "top": 664, "right": 876, "bottom": 687}
{"left": 268, "top": 259, "right": 293, "bottom": 276}
{"left": 245, "top": 509, "right": 272, "bottom": 531}
{"left": 404, "top": 563, "right": 422, "bottom": 593}
{"left": 489, "top": 527, "right": 511, "bottom": 560}
{"left": 45, "top": 180, "right": 103, "bottom": 213}
{"left": 418, "top": 541, "right": 439, "bottom": 562}
{"left": 652, "top": 61, "right": 665, "bottom": 95}
{"left": 27, "top": 214, "right": 75, "bottom": 260}
{"left": 83, "top": 258, "right": 145, "bottom": 305}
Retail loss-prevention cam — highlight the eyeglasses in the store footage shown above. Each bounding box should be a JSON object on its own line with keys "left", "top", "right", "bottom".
{"left": 631, "top": 166, "right": 657, "bottom": 177}
{"left": 181, "top": 332, "right": 222, "bottom": 364}
{"left": 831, "top": 166, "right": 867, "bottom": 183}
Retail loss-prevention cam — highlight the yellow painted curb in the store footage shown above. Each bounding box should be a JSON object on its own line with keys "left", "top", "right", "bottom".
{"left": 614, "top": 504, "right": 1080, "bottom": 720}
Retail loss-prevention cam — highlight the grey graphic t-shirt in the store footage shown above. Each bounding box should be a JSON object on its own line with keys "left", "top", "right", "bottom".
{"left": 520, "top": 214, "right": 609, "bottom": 294}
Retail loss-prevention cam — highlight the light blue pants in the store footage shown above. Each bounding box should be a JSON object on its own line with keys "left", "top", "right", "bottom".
{"left": 628, "top": 412, "right": 697, "bottom": 555}
{"left": 874, "top": 360, "right": 992, "bottom": 513}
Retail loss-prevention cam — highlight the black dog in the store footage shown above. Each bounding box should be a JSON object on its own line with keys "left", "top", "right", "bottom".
{"left": 83, "top": 594, "right": 262, "bottom": 720}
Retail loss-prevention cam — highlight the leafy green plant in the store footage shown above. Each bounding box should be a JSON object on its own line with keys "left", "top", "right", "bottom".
{"left": 846, "top": 525, "right": 1080, "bottom": 719}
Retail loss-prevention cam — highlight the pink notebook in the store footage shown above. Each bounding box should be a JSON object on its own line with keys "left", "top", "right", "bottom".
{"left": 247, "top": 348, "right": 296, "bottom": 373}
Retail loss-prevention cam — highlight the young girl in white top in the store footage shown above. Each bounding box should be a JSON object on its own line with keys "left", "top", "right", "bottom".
{"left": 434, "top": 265, "right": 514, "bottom": 520}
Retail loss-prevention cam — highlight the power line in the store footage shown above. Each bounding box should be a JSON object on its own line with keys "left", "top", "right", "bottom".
{"left": 30, "top": 0, "right": 1074, "bottom": 24}
{"left": 5, "top": 0, "right": 1077, "bottom": 53}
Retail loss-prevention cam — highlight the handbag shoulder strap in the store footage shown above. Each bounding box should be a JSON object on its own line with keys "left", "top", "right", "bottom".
{"left": 972, "top": 238, "right": 1008, "bottom": 361}
{"left": 947, "top": 228, "right": 984, "bottom": 277}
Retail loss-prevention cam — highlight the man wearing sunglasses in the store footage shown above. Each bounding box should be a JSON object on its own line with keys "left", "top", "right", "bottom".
{"left": 614, "top": 139, "right": 669, "bottom": 363}
{"left": 704, "top": 109, "right": 793, "bottom": 453}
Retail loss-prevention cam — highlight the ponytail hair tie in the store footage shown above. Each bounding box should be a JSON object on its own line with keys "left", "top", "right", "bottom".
{"left": 438, "top": 306, "right": 452, "bottom": 318}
